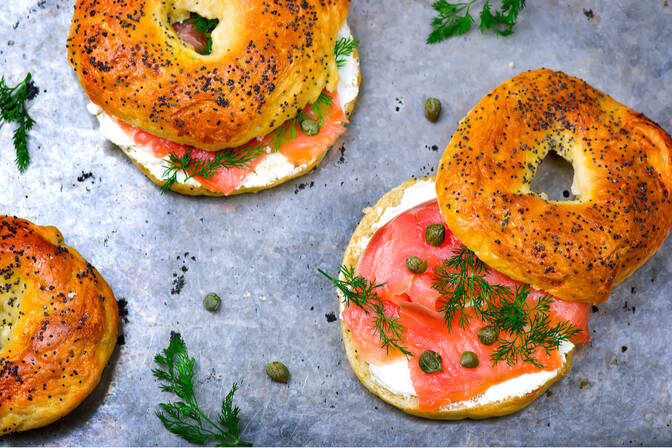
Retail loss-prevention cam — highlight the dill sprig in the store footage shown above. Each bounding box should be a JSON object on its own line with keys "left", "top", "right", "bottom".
{"left": 160, "top": 146, "right": 267, "bottom": 194}
{"left": 427, "top": 0, "right": 526, "bottom": 43}
{"left": 427, "top": 0, "right": 476, "bottom": 44}
{"left": 153, "top": 332, "right": 252, "bottom": 447}
{"left": 334, "top": 36, "right": 359, "bottom": 68}
{"left": 479, "top": 0, "right": 526, "bottom": 36}
{"left": 432, "top": 248, "right": 580, "bottom": 367}
{"left": 159, "top": 91, "right": 334, "bottom": 193}
{"left": 0, "top": 73, "right": 39, "bottom": 172}
{"left": 319, "top": 266, "right": 412, "bottom": 357}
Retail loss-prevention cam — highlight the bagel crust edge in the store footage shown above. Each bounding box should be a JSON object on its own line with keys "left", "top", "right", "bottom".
{"left": 0, "top": 217, "right": 118, "bottom": 434}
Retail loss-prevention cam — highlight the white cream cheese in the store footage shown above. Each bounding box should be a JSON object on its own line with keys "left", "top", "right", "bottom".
{"left": 348, "top": 178, "right": 574, "bottom": 405}
{"left": 87, "top": 22, "right": 360, "bottom": 192}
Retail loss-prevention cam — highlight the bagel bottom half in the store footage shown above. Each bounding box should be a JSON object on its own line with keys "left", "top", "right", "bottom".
{"left": 0, "top": 217, "right": 118, "bottom": 434}
{"left": 340, "top": 177, "right": 575, "bottom": 420}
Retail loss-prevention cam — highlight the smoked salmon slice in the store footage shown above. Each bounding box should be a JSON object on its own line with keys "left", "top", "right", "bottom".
{"left": 342, "top": 200, "right": 591, "bottom": 410}
{"left": 113, "top": 91, "right": 346, "bottom": 195}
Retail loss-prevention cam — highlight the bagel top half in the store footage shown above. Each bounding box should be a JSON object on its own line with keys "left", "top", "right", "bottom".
{"left": 0, "top": 217, "right": 118, "bottom": 434}
{"left": 437, "top": 69, "right": 672, "bottom": 304}
{"left": 67, "top": 0, "right": 350, "bottom": 150}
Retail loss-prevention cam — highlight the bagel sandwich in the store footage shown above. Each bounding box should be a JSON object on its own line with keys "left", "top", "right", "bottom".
{"left": 67, "top": 0, "right": 360, "bottom": 196}
{"left": 0, "top": 217, "right": 118, "bottom": 434}
{"left": 328, "top": 69, "right": 672, "bottom": 419}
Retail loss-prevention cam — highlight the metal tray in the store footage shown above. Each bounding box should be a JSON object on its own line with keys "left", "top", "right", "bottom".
{"left": 1, "top": 0, "right": 671, "bottom": 445}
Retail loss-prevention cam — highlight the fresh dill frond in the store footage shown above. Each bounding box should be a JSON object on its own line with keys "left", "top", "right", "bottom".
{"left": 153, "top": 332, "right": 252, "bottom": 447}
{"left": 310, "top": 91, "right": 333, "bottom": 124}
{"left": 0, "top": 73, "right": 38, "bottom": 172}
{"left": 319, "top": 266, "right": 413, "bottom": 357}
{"left": 427, "top": 0, "right": 527, "bottom": 43}
{"left": 334, "top": 36, "right": 359, "bottom": 68}
{"left": 479, "top": 0, "right": 526, "bottom": 36}
{"left": 427, "top": 0, "right": 476, "bottom": 44}
{"left": 432, "top": 248, "right": 580, "bottom": 367}
{"left": 160, "top": 146, "right": 267, "bottom": 194}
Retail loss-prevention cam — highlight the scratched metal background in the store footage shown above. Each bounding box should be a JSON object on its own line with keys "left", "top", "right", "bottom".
{"left": 0, "top": 0, "right": 671, "bottom": 445}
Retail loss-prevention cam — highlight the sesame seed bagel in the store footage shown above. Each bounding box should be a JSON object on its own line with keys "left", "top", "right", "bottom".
{"left": 67, "top": 0, "right": 350, "bottom": 150}
{"left": 436, "top": 69, "right": 672, "bottom": 304}
{"left": 0, "top": 217, "right": 118, "bottom": 434}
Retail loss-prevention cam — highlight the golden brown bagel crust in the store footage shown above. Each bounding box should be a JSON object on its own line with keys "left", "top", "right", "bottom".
{"left": 341, "top": 177, "right": 574, "bottom": 419}
{"left": 0, "top": 217, "right": 118, "bottom": 434}
{"left": 436, "top": 69, "right": 672, "bottom": 304}
{"left": 67, "top": 0, "right": 349, "bottom": 150}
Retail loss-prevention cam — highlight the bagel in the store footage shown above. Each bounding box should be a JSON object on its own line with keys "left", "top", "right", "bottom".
{"left": 0, "top": 217, "right": 118, "bottom": 434}
{"left": 436, "top": 69, "right": 672, "bottom": 304}
{"left": 67, "top": 0, "right": 349, "bottom": 150}
{"left": 338, "top": 178, "right": 583, "bottom": 419}
{"left": 68, "top": 1, "right": 360, "bottom": 196}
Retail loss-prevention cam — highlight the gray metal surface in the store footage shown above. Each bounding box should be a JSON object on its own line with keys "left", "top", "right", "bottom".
{"left": 0, "top": 0, "right": 671, "bottom": 445}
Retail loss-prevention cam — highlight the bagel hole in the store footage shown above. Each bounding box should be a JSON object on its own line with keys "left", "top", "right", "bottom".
{"left": 172, "top": 12, "right": 219, "bottom": 55}
{"left": 530, "top": 150, "right": 576, "bottom": 201}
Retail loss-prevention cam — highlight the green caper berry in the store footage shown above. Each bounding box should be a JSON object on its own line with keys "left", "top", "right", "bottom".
{"left": 202, "top": 293, "right": 221, "bottom": 312}
{"left": 265, "top": 361, "right": 290, "bottom": 383}
{"left": 405, "top": 256, "right": 428, "bottom": 274}
{"left": 300, "top": 118, "right": 321, "bottom": 136}
{"left": 460, "top": 351, "right": 479, "bottom": 368}
{"left": 477, "top": 325, "right": 499, "bottom": 346}
{"left": 418, "top": 350, "right": 443, "bottom": 374}
{"left": 424, "top": 224, "right": 446, "bottom": 247}
{"left": 424, "top": 97, "right": 441, "bottom": 122}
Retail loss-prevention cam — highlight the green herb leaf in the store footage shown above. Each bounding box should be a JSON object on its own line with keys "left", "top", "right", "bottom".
{"left": 334, "top": 36, "right": 359, "bottom": 68}
{"left": 432, "top": 247, "right": 580, "bottom": 367}
{"left": 319, "top": 266, "right": 412, "bottom": 357}
{"left": 153, "top": 332, "right": 252, "bottom": 447}
{"left": 479, "top": 0, "right": 526, "bottom": 36}
{"left": 160, "top": 145, "right": 268, "bottom": 194}
{"left": 427, "top": 0, "right": 476, "bottom": 44}
{"left": 0, "top": 73, "right": 38, "bottom": 172}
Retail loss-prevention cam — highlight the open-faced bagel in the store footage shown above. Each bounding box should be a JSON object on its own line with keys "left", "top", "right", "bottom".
{"left": 341, "top": 178, "right": 575, "bottom": 420}
{"left": 436, "top": 69, "right": 672, "bottom": 304}
{"left": 67, "top": 0, "right": 350, "bottom": 150}
{"left": 0, "top": 217, "right": 118, "bottom": 434}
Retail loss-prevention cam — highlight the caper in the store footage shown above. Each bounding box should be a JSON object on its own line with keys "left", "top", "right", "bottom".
{"left": 202, "top": 292, "right": 221, "bottom": 312}
{"left": 265, "top": 361, "right": 290, "bottom": 383}
{"left": 418, "top": 350, "right": 443, "bottom": 374}
{"left": 424, "top": 97, "right": 441, "bottom": 122}
{"left": 405, "top": 256, "right": 428, "bottom": 274}
{"left": 477, "top": 325, "right": 499, "bottom": 346}
{"left": 424, "top": 224, "right": 446, "bottom": 247}
{"left": 300, "top": 118, "right": 321, "bottom": 136}
{"left": 460, "top": 351, "right": 479, "bottom": 368}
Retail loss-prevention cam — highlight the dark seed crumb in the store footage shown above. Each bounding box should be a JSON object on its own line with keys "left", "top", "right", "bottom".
{"left": 325, "top": 312, "right": 337, "bottom": 323}
{"left": 545, "top": 390, "right": 553, "bottom": 397}
{"left": 591, "top": 305, "right": 599, "bottom": 313}
{"left": 77, "top": 171, "right": 95, "bottom": 182}
{"left": 117, "top": 298, "right": 129, "bottom": 323}
{"left": 579, "top": 380, "right": 592, "bottom": 389}
{"left": 583, "top": 8, "right": 594, "bottom": 19}
{"left": 116, "top": 334, "right": 126, "bottom": 346}
{"left": 621, "top": 346, "right": 628, "bottom": 352}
